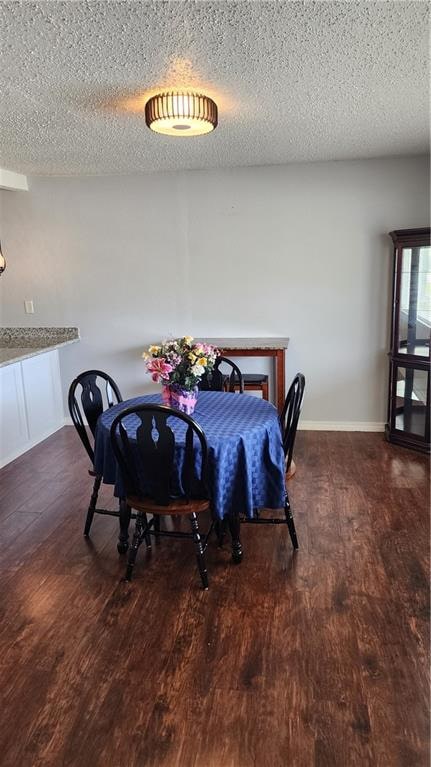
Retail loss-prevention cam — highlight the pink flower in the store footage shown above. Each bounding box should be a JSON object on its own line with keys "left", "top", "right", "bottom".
{"left": 147, "top": 357, "right": 173, "bottom": 383}
{"left": 196, "top": 343, "right": 218, "bottom": 357}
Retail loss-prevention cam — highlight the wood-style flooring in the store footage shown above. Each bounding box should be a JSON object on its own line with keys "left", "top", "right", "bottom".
{"left": 0, "top": 428, "right": 429, "bottom": 767}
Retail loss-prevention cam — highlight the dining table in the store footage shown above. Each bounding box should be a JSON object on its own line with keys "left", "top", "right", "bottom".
{"left": 93, "top": 390, "right": 286, "bottom": 560}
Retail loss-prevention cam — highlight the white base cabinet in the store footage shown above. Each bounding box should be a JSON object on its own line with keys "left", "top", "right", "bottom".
{"left": 0, "top": 349, "right": 64, "bottom": 467}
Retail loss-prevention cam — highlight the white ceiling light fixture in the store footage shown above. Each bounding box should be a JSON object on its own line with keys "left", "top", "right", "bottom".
{"left": 145, "top": 92, "right": 218, "bottom": 137}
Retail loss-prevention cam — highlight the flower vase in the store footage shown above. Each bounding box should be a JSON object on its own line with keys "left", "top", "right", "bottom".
{"left": 162, "top": 384, "right": 198, "bottom": 415}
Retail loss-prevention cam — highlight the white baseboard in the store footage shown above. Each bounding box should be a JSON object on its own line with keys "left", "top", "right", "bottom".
{"left": 299, "top": 421, "right": 385, "bottom": 432}
{"left": 0, "top": 422, "right": 65, "bottom": 468}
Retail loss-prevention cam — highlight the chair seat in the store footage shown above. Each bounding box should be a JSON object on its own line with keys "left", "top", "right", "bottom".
{"left": 126, "top": 495, "right": 210, "bottom": 515}
{"left": 235, "top": 373, "right": 269, "bottom": 384}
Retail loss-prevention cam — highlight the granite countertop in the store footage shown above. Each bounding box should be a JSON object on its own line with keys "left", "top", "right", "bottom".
{"left": 197, "top": 337, "right": 290, "bottom": 350}
{"left": 0, "top": 327, "right": 80, "bottom": 367}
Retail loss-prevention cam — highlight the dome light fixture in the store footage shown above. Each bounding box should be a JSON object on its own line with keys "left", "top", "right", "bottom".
{"left": 0, "top": 241, "right": 6, "bottom": 276}
{"left": 145, "top": 92, "right": 218, "bottom": 137}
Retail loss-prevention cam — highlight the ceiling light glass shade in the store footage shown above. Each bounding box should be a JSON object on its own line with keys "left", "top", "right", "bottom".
{"left": 0, "top": 242, "right": 5, "bottom": 276}
{"left": 145, "top": 92, "right": 218, "bottom": 136}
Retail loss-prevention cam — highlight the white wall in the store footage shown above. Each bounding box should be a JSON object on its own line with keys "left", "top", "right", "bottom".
{"left": 0, "top": 156, "right": 429, "bottom": 426}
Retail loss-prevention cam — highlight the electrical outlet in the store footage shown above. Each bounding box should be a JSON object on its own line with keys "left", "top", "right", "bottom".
{"left": 24, "top": 300, "right": 34, "bottom": 314}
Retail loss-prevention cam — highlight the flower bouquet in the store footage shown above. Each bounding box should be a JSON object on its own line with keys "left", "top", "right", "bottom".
{"left": 143, "top": 336, "right": 219, "bottom": 415}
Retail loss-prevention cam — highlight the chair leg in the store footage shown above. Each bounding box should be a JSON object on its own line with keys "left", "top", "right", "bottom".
{"left": 153, "top": 514, "right": 161, "bottom": 542}
{"left": 190, "top": 513, "right": 209, "bottom": 590}
{"left": 125, "top": 512, "right": 146, "bottom": 581}
{"left": 84, "top": 475, "right": 102, "bottom": 537}
{"left": 117, "top": 499, "right": 131, "bottom": 554}
{"left": 142, "top": 512, "right": 152, "bottom": 549}
{"left": 228, "top": 513, "right": 243, "bottom": 563}
{"left": 284, "top": 492, "right": 299, "bottom": 550}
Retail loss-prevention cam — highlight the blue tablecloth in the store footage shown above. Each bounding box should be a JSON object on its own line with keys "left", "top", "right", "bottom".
{"left": 94, "top": 391, "right": 286, "bottom": 520}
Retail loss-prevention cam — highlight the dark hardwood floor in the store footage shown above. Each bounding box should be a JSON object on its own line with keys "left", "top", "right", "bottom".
{"left": 0, "top": 428, "right": 429, "bottom": 767}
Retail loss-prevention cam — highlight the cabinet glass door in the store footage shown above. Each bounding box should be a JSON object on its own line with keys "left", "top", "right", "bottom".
{"left": 398, "top": 246, "right": 431, "bottom": 358}
{"left": 393, "top": 364, "right": 429, "bottom": 438}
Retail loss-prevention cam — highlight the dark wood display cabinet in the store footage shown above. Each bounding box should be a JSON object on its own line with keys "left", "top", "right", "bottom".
{"left": 386, "top": 228, "right": 430, "bottom": 453}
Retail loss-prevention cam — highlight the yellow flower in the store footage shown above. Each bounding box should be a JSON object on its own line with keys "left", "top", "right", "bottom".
{"left": 183, "top": 335, "right": 194, "bottom": 345}
{"left": 142, "top": 351, "right": 149, "bottom": 359}
{"left": 198, "top": 357, "right": 207, "bottom": 367}
{"left": 149, "top": 345, "right": 160, "bottom": 355}
{"left": 188, "top": 352, "right": 197, "bottom": 363}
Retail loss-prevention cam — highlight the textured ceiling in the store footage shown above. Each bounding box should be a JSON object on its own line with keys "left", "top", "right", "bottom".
{"left": 0, "top": 1, "right": 429, "bottom": 176}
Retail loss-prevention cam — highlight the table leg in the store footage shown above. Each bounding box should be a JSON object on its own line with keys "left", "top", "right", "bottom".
{"left": 275, "top": 349, "right": 286, "bottom": 413}
{"left": 228, "top": 514, "right": 243, "bottom": 563}
{"left": 117, "top": 498, "right": 131, "bottom": 554}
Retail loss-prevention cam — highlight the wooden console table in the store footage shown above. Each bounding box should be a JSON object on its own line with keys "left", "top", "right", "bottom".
{"left": 198, "top": 337, "right": 289, "bottom": 413}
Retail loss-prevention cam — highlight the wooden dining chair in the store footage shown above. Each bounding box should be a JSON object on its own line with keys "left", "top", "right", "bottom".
{"left": 68, "top": 369, "right": 123, "bottom": 537}
{"left": 241, "top": 373, "right": 305, "bottom": 550}
{"left": 199, "top": 355, "right": 244, "bottom": 393}
{"left": 110, "top": 404, "right": 213, "bottom": 588}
